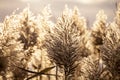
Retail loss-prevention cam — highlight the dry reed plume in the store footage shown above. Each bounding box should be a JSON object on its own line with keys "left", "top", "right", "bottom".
{"left": 0, "top": 3, "right": 120, "bottom": 80}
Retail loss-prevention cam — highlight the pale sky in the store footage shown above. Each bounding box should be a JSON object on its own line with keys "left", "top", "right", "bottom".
{"left": 0, "top": 0, "right": 119, "bottom": 26}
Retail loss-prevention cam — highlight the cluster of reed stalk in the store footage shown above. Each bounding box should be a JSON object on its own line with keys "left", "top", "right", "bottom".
{"left": 0, "top": 3, "right": 120, "bottom": 80}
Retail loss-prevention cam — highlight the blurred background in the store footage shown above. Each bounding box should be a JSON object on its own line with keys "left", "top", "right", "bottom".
{"left": 0, "top": 0, "right": 119, "bottom": 26}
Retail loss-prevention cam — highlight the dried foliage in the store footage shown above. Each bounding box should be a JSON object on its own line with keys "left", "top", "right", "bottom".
{"left": 99, "top": 22, "right": 120, "bottom": 80}
{"left": 0, "top": 13, "right": 27, "bottom": 79}
{"left": 0, "top": 3, "right": 120, "bottom": 80}
{"left": 91, "top": 10, "right": 107, "bottom": 55}
{"left": 18, "top": 8, "right": 38, "bottom": 50}
{"left": 81, "top": 57, "right": 110, "bottom": 80}
{"left": 97, "top": 4, "right": 120, "bottom": 80}
{"left": 44, "top": 7, "right": 90, "bottom": 80}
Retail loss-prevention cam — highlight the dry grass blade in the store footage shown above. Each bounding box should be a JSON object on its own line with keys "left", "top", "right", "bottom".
{"left": 26, "top": 66, "right": 55, "bottom": 80}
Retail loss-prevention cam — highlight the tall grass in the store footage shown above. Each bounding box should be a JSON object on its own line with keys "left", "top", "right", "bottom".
{"left": 0, "top": 3, "right": 120, "bottom": 80}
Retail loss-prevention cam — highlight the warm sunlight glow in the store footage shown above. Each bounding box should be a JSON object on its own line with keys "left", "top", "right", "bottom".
{"left": 21, "top": 0, "right": 37, "bottom": 2}
{"left": 21, "top": 0, "right": 31, "bottom": 2}
{"left": 78, "top": 0, "right": 106, "bottom": 4}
